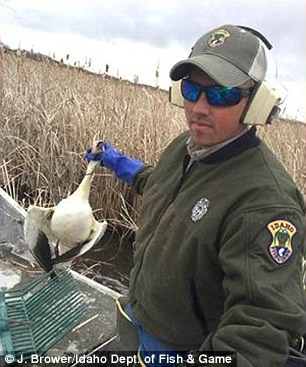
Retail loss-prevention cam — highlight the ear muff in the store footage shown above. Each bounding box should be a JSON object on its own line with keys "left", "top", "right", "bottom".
{"left": 169, "top": 80, "right": 184, "bottom": 108}
{"left": 240, "top": 81, "right": 282, "bottom": 125}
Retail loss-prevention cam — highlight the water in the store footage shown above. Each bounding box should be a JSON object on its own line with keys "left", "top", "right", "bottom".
{"left": 0, "top": 261, "right": 22, "bottom": 289}
{"left": 72, "top": 229, "right": 134, "bottom": 295}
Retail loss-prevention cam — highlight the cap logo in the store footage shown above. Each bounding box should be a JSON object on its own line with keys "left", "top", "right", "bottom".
{"left": 267, "top": 220, "right": 296, "bottom": 264}
{"left": 208, "top": 29, "right": 230, "bottom": 48}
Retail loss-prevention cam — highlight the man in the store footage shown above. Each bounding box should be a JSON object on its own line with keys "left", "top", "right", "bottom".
{"left": 87, "top": 25, "right": 306, "bottom": 366}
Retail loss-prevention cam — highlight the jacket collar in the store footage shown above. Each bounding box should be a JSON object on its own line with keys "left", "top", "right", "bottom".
{"left": 187, "top": 126, "right": 251, "bottom": 161}
{"left": 199, "top": 126, "right": 261, "bottom": 164}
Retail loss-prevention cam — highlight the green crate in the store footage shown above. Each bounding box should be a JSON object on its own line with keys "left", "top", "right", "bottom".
{"left": 0, "top": 270, "right": 87, "bottom": 361}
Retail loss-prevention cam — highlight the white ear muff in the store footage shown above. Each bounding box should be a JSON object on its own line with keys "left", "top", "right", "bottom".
{"left": 241, "top": 80, "right": 283, "bottom": 125}
{"left": 169, "top": 80, "right": 184, "bottom": 108}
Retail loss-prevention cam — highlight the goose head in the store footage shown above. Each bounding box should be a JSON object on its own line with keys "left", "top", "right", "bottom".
{"left": 85, "top": 139, "right": 104, "bottom": 175}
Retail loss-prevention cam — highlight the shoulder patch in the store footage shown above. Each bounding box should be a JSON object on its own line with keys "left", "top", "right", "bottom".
{"left": 267, "top": 220, "right": 297, "bottom": 264}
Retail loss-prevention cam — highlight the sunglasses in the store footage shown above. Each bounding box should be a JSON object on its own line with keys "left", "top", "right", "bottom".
{"left": 181, "top": 79, "right": 254, "bottom": 107}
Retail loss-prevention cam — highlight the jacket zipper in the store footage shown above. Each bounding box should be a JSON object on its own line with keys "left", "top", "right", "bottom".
{"left": 132, "top": 154, "right": 193, "bottom": 300}
{"left": 171, "top": 154, "right": 192, "bottom": 202}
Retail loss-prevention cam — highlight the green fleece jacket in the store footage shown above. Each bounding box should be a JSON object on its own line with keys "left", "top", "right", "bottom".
{"left": 129, "top": 127, "right": 306, "bottom": 367}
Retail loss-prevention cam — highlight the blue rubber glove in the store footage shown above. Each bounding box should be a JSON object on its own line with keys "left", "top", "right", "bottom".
{"left": 85, "top": 149, "right": 104, "bottom": 162}
{"left": 85, "top": 143, "right": 144, "bottom": 185}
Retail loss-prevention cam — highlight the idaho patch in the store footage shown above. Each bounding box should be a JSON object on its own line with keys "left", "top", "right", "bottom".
{"left": 267, "top": 220, "right": 296, "bottom": 264}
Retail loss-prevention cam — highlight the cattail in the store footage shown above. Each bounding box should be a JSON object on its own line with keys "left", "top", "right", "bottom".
{"left": 155, "top": 61, "right": 160, "bottom": 87}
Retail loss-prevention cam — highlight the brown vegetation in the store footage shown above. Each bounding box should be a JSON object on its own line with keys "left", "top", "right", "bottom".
{"left": 1, "top": 48, "right": 305, "bottom": 239}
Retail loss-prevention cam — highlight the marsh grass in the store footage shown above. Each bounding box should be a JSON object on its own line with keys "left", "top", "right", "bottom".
{"left": 1, "top": 49, "right": 305, "bottom": 236}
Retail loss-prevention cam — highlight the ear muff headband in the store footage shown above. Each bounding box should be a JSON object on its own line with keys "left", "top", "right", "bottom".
{"left": 236, "top": 25, "right": 273, "bottom": 50}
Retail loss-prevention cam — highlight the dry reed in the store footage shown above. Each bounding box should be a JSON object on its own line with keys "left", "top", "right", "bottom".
{"left": 1, "top": 48, "right": 305, "bottom": 236}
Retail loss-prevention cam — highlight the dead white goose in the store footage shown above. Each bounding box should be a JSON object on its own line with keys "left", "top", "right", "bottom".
{"left": 24, "top": 141, "right": 107, "bottom": 273}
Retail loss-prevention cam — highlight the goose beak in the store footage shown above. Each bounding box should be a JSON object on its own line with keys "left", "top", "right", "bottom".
{"left": 92, "top": 140, "right": 104, "bottom": 153}
{"left": 96, "top": 141, "right": 104, "bottom": 150}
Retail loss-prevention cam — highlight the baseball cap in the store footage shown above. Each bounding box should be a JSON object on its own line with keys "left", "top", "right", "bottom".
{"left": 170, "top": 24, "right": 268, "bottom": 86}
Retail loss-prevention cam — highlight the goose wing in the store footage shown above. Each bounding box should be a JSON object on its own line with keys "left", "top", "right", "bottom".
{"left": 54, "top": 219, "right": 107, "bottom": 264}
{"left": 24, "top": 205, "right": 56, "bottom": 272}
{"left": 78, "top": 219, "right": 108, "bottom": 256}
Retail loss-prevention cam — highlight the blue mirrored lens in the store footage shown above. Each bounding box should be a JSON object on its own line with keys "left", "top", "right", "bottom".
{"left": 205, "top": 86, "right": 241, "bottom": 106}
{"left": 181, "top": 80, "right": 201, "bottom": 102}
{"left": 181, "top": 80, "right": 243, "bottom": 107}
